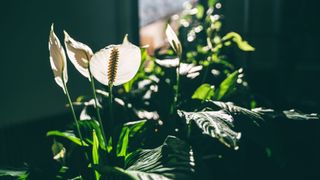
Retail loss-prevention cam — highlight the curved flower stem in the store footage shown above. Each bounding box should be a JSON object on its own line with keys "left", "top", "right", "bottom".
{"left": 88, "top": 67, "right": 108, "bottom": 150}
{"left": 62, "top": 78, "right": 89, "bottom": 161}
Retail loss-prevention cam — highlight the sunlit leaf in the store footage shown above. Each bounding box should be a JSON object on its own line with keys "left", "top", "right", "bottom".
{"left": 117, "top": 120, "right": 147, "bottom": 157}
{"left": 77, "top": 120, "right": 107, "bottom": 150}
{"left": 196, "top": 4, "right": 204, "bottom": 19}
{"left": 283, "top": 110, "right": 319, "bottom": 120}
{"left": 0, "top": 168, "right": 28, "bottom": 179}
{"left": 192, "top": 84, "right": 214, "bottom": 101}
{"left": 178, "top": 110, "right": 241, "bottom": 150}
{"left": 97, "top": 136, "right": 195, "bottom": 180}
{"left": 47, "top": 130, "right": 88, "bottom": 146}
{"left": 211, "top": 101, "right": 264, "bottom": 127}
{"left": 222, "top": 32, "right": 255, "bottom": 51}
{"left": 155, "top": 58, "right": 179, "bottom": 68}
{"left": 214, "top": 70, "right": 239, "bottom": 100}
{"left": 92, "top": 130, "right": 101, "bottom": 180}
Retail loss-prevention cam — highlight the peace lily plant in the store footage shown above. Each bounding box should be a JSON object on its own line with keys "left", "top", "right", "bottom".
{"left": 6, "top": 2, "right": 318, "bottom": 180}
{"left": 49, "top": 24, "right": 142, "bottom": 179}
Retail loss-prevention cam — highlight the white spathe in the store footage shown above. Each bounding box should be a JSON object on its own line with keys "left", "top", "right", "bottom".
{"left": 165, "top": 24, "right": 182, "bottom": 55}
{"left": 90, "top": 36, "right": 141, "bottom": 86}
{"left": 49, "top": 24, "right": 68, "bottom": 93}
{"left": 64, "top": 31, "right": 93, "bottom": 80}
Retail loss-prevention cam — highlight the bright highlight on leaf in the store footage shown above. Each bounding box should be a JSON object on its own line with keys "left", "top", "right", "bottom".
{"left": 222, "top": 32, "right": 255, "bottom": 51}
{"left": 64, "top": 31, "right": 93, "bottom": 80}
{"left": 49, "top": 24, "right": 68, "bottom": 93}
{"left": 165, "top": 24, "right": 182, "bottom": 55}
{"left": 192, "top": 84, "right": 215, "bottom": 100}
{"left": 90, "top": 35, "right": 141, "bottom": 86}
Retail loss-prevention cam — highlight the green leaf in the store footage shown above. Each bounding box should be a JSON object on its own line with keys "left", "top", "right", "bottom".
{"left": 222, "top": 32, "right": 255, "bottom": 51}
{"left": 196, "top": 4, "right": 204, "bottom": 19}
{"left": 214, "top": 70, "right": 239, "bottom": 100}
{"left": 51, "top": 139, "right": 66, "bottom": 162}
{"left": 92, "top": 130, "right": 101, "bottom": 180}
{"left": 283, "top": 110, "right": 319, "bottom": 120}
{"left": 117, "top": 127, "right": 130, "bottom": 157}
{"left": 97, "top": 136, "right": 195, "bottom": 180}
{"left": 192, "top": 84, "right": 214, "bottom": 101}
{"left": 0, "top": 168, "right": 28, "bottom": 179}
{"left": 253, "top": 107, "right": 319, "bottom": 121}
{"left": 77, "top": 120, "right": 107, "bottom": 151}
{"left": 208, "top": 0, "right": 216, "bottom": 7}
{"left": 117, "top": 120, "right": 147, "bottom": 157}
{"left": 178, "top": 110, "right": 241, "bottom": 150}
{"left": 211, "top": 101, "right": 264, "bottom": 127}
{"left": 47, "top": 130, "right": 88, "bottom": 146}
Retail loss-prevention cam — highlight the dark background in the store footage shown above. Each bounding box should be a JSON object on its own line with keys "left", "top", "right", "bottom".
{"left": 223, "top": 0, "right": 320, "bottom": 112}
{"left": 0, "top": 0, "right": 139, "bottom": 128}
{"left": 0, "top": 0, "right": 319, "bottom": 179}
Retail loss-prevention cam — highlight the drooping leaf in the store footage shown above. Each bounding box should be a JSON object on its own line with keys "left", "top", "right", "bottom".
{"left": 283, "top": 109, "right": 319, "bottom": 121}
{"left": 253, "top": 107, "right": 319, "bottom": 121}
{"left": 47, "top": 130, "right": 88, "bottom": 146}
{"left": 97, "top": 136, "right": 195, "bottom": 180}
{"left": 178, "top": 110, "right": 241, "bottom": 150}
{"left": 210, "top": 101, "right": 264, "bottom": 127}
{"left": 192, "top": 83, "right": 215, "bottom": 101}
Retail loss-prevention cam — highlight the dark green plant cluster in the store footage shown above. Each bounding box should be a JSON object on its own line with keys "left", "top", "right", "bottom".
{"left": 1, "top": 1, "right": 318, "bottom": 180}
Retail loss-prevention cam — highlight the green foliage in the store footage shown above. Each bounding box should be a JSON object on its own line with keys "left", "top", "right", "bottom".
{"left": 222, "top": 32, "right": 255, "bottom": 51}
{"left": 214, "top": 70, "right": 239, "bottom": 100}
{"left": 97, "top": 136, "right": 195, "bottom": 180}
{"left": 178, "top": 110, "right": 241, "bottom": 149}
{"left": 192, "top": 83, "right": 215, "bottom": 100}
{"left": 0, "top": 169, "right": 29, "bottom": 180}
{"left": 19, "top": 0, "right": 316, "bottom": 179}
{"left": 47, "top": 130, "right": 88, "bottom": 146}
{"left": 92, "top": 130, "right": 101, "bottom": 180}
{"left": 117, "top": 120, "right": 148, "bottom": 157}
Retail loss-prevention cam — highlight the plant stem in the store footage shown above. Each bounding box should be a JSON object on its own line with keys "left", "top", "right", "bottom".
{"left": 108, "top": 85, "right": 114, "bottom": 127}
{"left": 88, "top": 68, "right": 108, "bottom": 150}
{"left": 172, "top": 54, "right": 181, "bottom": 114}
{"left": 62, "top": 78, "right": 88, "bottom": 161}
{"left": 201, "top": 65, "right": 210, "bottom": 83}
{"left": 108, "top": 84, "right": 115, "bottom": 157}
